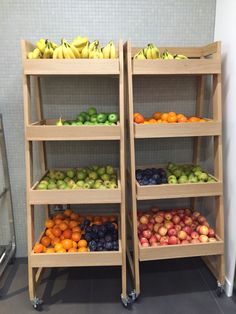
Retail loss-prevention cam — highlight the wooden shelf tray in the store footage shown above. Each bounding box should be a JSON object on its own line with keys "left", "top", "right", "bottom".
{"left": 29, "top": 170, "right": 121, "bottom": 204}
{"left": 139, "top": 235, "right": 224, "bottom": 261}
{"left": 131, "top": 42, "right": 221, "bottom": 75}
{"left": 134, "top": 120, "right": 221, "bottom": 139}
{"left": 21, "top": 40, "right": 120, "bottom": 75}
{"left": 26, "top": 119, "right": 121, "bottom": 141}
{"left": 136, "top": 180, "right": 222, "bottom": 200}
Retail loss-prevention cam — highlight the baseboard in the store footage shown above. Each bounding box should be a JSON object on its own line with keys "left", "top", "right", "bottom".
{"left": 225, "top": 276, "right": 233, "bottom": 297}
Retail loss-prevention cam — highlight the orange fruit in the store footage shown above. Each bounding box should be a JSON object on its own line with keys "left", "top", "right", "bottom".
{"left": 70, "top": 213, "right": 79, "bottom": 220}
{"left": 68, "top": 247, "right": 77, "bottom": 253}
{"left": 45, "top": 219, "right": 54, "bottom": 229}
{"left": 45, "top": 228, "right": 55, "bottom": 240}
{"left": 69, "top": 220, "right": 79, "bottom": 229}
{"left": 51, "top": 237, "right": 60, "bottom": 246}
{"left": 148, "top": 119, "right": 157, "bottom": 124}
{"left": 52, "top": 226, "right": 62, "bottom": 237}
{"left": 54, "top": 242, "right": 63, "bottom": 252}
{"left": 199, "top": 118, "right": 206, "bottom": 122}
{"left": 54, "top": 218, "right": 63, "bottom": 225}
{"left": 188, "top": 116, "right": 200, "bottom": 122}
{"left": 56, "top": 248, "right": 66, "bottom": 253}
{"left": 78, "top": 239, "right": 88, "bottom": 248}
{"left": 134, "top": 113, "right": 145, "bottom": 124}
{"left": 72, "top": 226, "right": 81, "bottom": 233}
{"left": 41, "top": 236, "right": 51, "bottom": 247}
{"left": 72, "top": 241, "right": 77, "bottom": 248}
{"left": 161, "top": 113, "right": 169, "bottom": 121}
{"left": 178, "top": 115, "right": 188, "bottom": 123}
{"left": 71, "top": 232, "right": 81, "bottom": 242}
{"left": 64, "top": 209, "right": 73, "bottom": 217}
{"left": 53, "top": 213, "right": 64, "bottom": 220}
{"left": 33, "top": 243, "right": 44, "bottom": 253}
{"left": 157, "top": 119, "right": 162, "bottom": 123}
{"left": 167, "top": 115, "right": 177, "bottom": 123}
{"left": 162, "top": 120, "right": 168, "bottom": 123}
{"left": 153, "top": 112, "right": 161, "bottom": 120}
{"left": 143, "top": 121, "right": 149, "bottom": 124}
{"left": 59, "top": 222, "right": 68, "bottom": 231}
{"left": 133, "top": 113, "right": 140, "bottom": 119}
{"left": 168, "top": 111, "right": 177, "bottom": 117}
{"left": 63, "top": 229, "right": 72, "bottom": 239}
{"left": 61, "top": 239, "right": 73, "bottom": 250}
{"left": 46, "top": 247, "right": 55, "bottom": 253}
{"left": 63, "top": 218, "right": 70, "bottom": 225}
{"left": 78, "top": 247, "right": 88, "bottom": 252}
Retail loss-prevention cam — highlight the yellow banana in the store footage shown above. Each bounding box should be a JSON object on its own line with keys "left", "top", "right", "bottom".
{"left": 146, "top": 45, "right": 153, "bottom": 59}
{"left": 32, "top": 48, "right": 42, "bottom": 59}
{"left": 133, "top": 49, "right": 146, "bottom": 60}
{"left": 27, "top": 52, "right": 34, "bottom": 59}
{"left": 57, "top": 45, "right": 64, "bottom": 59}
{"left": 36, "top": 38, "right": 46, "bottom": 53}
{"left": 81, "top": 42, "right": 90, "bottom": 58}
{"left": 52, "top": 47, "right": 59, "bottom": 59}
{"left": 50, "top": 41, "right": 58, "bottom": 50}
{"left": 174, "top": 54, "right": 188, "bottom": 59}
{"left": 63, "top": 43, "right": 75, "bottom": 59}
{"left": 102, "top": 43, "right": 110, "bottom": 58}
{"left": 150, "top": 44, "right": 160, "bottom": 59}
{"left": 71, "top": 36, "right": 88, "bottom": 51}
{"left": 69, "top": 43, "right": 81, "bottom": 58}
{"left": 109, "top": 41, "right": 116, "bottom": 59}
{"left": 89, "top": 40, "right": 99, "bottom": 52}
{"left": 43, "top": 42, "right": 53, "bottom": 58}
{"left": 89, "top": 49, "right": 95, "bottom": 58}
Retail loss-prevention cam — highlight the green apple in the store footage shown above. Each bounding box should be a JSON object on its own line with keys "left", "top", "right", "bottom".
{"left": 47, "top": 182, "right": 57, "bottom": 189}
{"left": 67, "top": 179, "right": 76, "bottom": 188}
{"left": 208, "top": 176, "right": 216, "bottom": 182}
{"left": 178, "top": 175, "right": 188, "bottom": 184}
{"left": 91, "top": 165, "right": 99, "bottom": 171}
{"left": 99, "top": 184, "right": 107, "bottom": 189}
{"left": 189, "top": 176, "right": 198, "bottom": 183}
{"left": 97, "top": 167, "right": 106, "bottom": 176}
{"left": 56, "top": 180, "right": 65, "bottom": 186}
{"left": 106, "top": 165, "right": 115, "bottom": 175}
{"left": 36, "top": 182, "right": 48, "bottom": 190}
{"left": 43, "top": 176, "right": 50, "bottom": 182}
{"left": 87, "top": 179, "right": 95, "bottom": 188}
{"left": 55, "top": 171, "right": 65, "bottom": 180}
{"left": 101, "top": 174, "right": 110, "bottom": 181}
{"left": 89, "top": 171, "right": 98, "bottom": 180}
{"left": 58, "top": 182, "right": 67, "bottom": 190}
{"left": 48, "top": 170, "right": 57, "bottom": 179}
{"left": 76, "top": 180, "right": 84, "bottom": 188}
{"left": 110, "top": 182, "right": 118, "bottom": 189}
{"left": 104, "top": 180, "right": 111, "bottom": 188}
{"left": 192, "top": 166, "right": 202, "bottom": 173}
{"left": 94, "top": 181, "right": 102, "bottom": 189}
{"left": 40, "top": 180, "right": 49, "bottom": 186}
{"left": 168, "top": 175, "right": 177, "bottom": 184}
{"left": 77, "top": 171, "right": 87, "bottom": 180}
{"left": 64, "top": 177, "right": 71, "bottom": 183}
{"left": 173, "top": 169, "right": 182, "bottom": 178}
{"left": 198, "top": 172, "right": 208, "bottom": 182}
{"left": 167, "top": 163, "right": 176, "bottom": 171}
{"left": 95, "top": 179, "right": 103, "bottom": 184}
{"left": 83, "top": 183, "right": 91, "bottom": 189}
{"left": 194, "top": 170, "right": 203, "bottom": 178}
{"left": 66, "top": 169, "right": 75, "bottom": 179}
{"left": 48, "top": 178, "right": 56, "bottom": 184}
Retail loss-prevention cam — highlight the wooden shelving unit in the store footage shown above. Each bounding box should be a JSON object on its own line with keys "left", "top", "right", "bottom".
{"left": 125, "top": 41, "right": 225, "bottom": 299}
{"left": 21, "top": 40, "right": 128, "bottom": 309}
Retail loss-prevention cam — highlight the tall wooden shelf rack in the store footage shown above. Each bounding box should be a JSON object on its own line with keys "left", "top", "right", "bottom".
{"left": 21, "top": 40, "right": 128, "bottom": 309}
{"left": 125, "top": 41, "right": 225, "bottom": 299}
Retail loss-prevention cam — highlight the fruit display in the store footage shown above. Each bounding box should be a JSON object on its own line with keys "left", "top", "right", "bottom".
{"left": 33, "top": 209, "right": 119, "bottom": 253}
{"left": 134, "top": 111, "right": 207, "bottom": 124}
{"left": 56, "top": 107, "right": 119, "bottom": 126}
{"left": 137, "top": 207, "right": 218, "bottom": 247}
{"left": 136, "top": 164, "right": 216, "bottom": 186}
{"left": 36, "top": 165, "right": 118, "bottom": 190}
{"left": 133, "top": 43, "right": 188, "bottom": 60}
{"left": 27, "top": 36, "right": 116, "bottom": 59}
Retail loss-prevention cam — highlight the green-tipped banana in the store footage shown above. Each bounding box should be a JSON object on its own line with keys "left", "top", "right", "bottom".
{"left": 32, "top": 48, "right": 42, "bottom": 59}
{"left": 150, "top": 44, "right": 160, "bottom": 59}
{"left": 50, "top": 41, "right": 58, "bottom": 50}
{"left": 143, "top": 46, "right": 148, "bottom": 58}
{"left": 109, "top": 41, "right": 116, "bottom": 59}
{"left": 36, "top": 38, "right": 47, "bottom": 53}
{"left": 92, "top": 46, "right": 103, "bottom": 59}
{"left": 43, "top": 41, "right": 54, "bottom": 59}
{"left": 71, "top": 36, "right": 88, "bottom": 51}
{"left": 89, "top": 40, "right": 99, "bottom": 52}
{"left": 146, "top": 45, "right": 153, "bottom": 59}
{"left": 56, "top": 117, "right": 63, "bottom": 126}
{"left": 133, "top": 49, "right": 146, "bottom": 60}
{"left": 52, "top": 47, "right": 59, "bottom": 59}
{"left": 162, "top": 50, "right": 174, "bottom": 59}
{"left": 81, "top": 41, "right": 90, "bottom": 58}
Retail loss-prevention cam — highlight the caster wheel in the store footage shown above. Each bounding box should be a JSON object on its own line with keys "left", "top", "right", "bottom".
{"left": 129, "top": 290, "right": 137, "bottom": 302}
{"left": 32, "top": 298, "right": 43, "bottom": 311}
{"left": 216, "top": 282, "right": 224, "bottom": 297}
{"left": 121, "top": 295, "right": 131, "bottom": 308}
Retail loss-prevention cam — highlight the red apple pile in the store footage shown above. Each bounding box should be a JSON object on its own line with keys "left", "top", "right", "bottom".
{"left": 137, "top": 208, "right": 217, "bottom": 247}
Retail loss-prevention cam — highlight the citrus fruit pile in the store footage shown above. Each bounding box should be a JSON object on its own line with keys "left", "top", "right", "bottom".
{"left": 33, "top": 209, "right": 119, "bottom": 253}
{"left": 133, "top": 112, "right": 207, "bottom": 124}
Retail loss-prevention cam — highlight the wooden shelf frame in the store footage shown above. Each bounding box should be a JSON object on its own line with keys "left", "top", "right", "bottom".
{"left": 21, "top": 40, "right": 128, "bottom": 304}
{"left": 125, "top": 40, "right": 225, "bottom": 298}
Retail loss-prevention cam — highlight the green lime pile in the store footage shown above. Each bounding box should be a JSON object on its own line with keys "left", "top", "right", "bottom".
{"left": 56, "top": 107, "right": 119, "bottom": 126}
{"left": 36, "top": 165, "right": 118, "bottom": 190}
{"left": 166, "top": 163, "right": 217, "bottom": 184}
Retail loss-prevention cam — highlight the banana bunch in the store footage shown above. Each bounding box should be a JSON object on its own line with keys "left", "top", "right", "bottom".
{"left": 27, "top": 38, "right": 57, "bottom": 59}
{"left": 53, "top": 39, "right": 81, "bottom": 59}
{"left": 133, "top": 43, "right": 160, "bottom": 59}
{"left": 102, "top": 41, "right": 116, "bottom": 59}
{"left": 162, "top": 50, "right": 188, "bottom": 60}
{"left": 174, "top": 54, "right": 188, "bottom": 60}
{"left": 71, "top": 36, "right": 88, "bottom": 52}
{"left": 27, "top": 48, "right": 42, "bottom": 59}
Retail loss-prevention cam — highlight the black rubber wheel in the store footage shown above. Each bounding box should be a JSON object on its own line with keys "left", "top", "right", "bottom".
{"left": 216, "top": 286, "right": 224, "bottom": 297}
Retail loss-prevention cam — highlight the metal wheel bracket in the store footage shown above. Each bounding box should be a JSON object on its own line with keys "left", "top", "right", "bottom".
{"left": 31, "top": 297, "right": 43, "bottom": 311}
{"left": 129, "top": 290, "right": 137, "bottom": 302}
{"left": 121, "top": 294, "right": 132, "bottom": 307}
{"left": 216, "top": 281, "right": 224, "bottom": 297}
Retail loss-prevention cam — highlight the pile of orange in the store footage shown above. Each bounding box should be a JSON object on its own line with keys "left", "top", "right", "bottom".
{"left": 33, "top": 209, "right": 116, "bottom": 254}
{"left": 133, "top": 111, "right": 207, "bottom": 124}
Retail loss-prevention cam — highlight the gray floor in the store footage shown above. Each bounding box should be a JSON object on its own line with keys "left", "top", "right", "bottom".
{"left": 0, "top": 258, "right": 235, "bottom": 314}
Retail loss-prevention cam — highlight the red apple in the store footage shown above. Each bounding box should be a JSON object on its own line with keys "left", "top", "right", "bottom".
{"left": 184, "top": 216, "right": 193, "bottom": 226}
{"left": 155, "top": 215, "right": 164, "bottom": 224}
{"left": 158, "top": 226, "right": 168, "bottom": 236}
{"left": 208, "top": 237, "right": 217, "bottom": 242}
{"left": 138, "top": 223, "right": 148, "bottom": 231}
{"left": 172, "top": 215, "right": 181, "bottom": 224}
{"left": 185, "top": 209, "right": 192, "bottom": 215}
{"left": 178, "top": 230, "right": 187, "bottom": 240}
{"left": 191, "top": 238, "right": 200, "bottom": 244}
{"left": 182, "top": 226, "right": 193, "bottom": 236}
{"left": 151, "top": 242, "right": 159, "bottom": 247}
{"left": 180, "top": 221, "right": 185, "bottom": 228}
{"left": 202, "top": 221, "right": 210, "bottom": 228}
{"left": 199, "top": 225, "right": 209, "bottom": 236}
{"left": 158, "top": 211, "right": 165, "bottom": 217}
{"left": 208, "top": 228, "right": 215, "bottom": 238}
{"left": 191, "top": 231, "right": 199, "bottom": 239}
{"left": 140, "top": 237, "right": 149, "bottom": 244}
{"left": 196, "top": 225, "right": 201, "bottom": 233}
{"left": 192, "top": 211, "right": 200, "bottom": 220}
{"left": 168, "top": 228, "right": 177, "bottom": 237}
{"left": 164, "top": 212, "right": 172, "bottom": 221}
{"left": 142, "top": 229, "right": 152, "bottom": 239}
{"left": 191, "top": 222, "right": 198, "bottom": 230}
{"left": 154, "top": 233, "right": 161, "bottom": 242}
{"left": 168, "top": 236, "right": 178, "bottom": 245}
{"left": 149, "top": 218, "right": 155, "bottom": 224}
{"left": 198, "top": 215, "right": 206, "bottom": 224}
{"left": 177, "top": 209, "right": 185, "bottom": 214}
{"left": 186, "top": 235, "right": 192, "bottom": 241}
{"left": 160, "top": 236, "right": 169, "bottom": 245}
{"left": 149, "top": 235, "right": 158, "bottom": 244}
{"left": 147, "top": 222, "right": 154, "bottom": 231}
{"left": 199, "top": 234, "right": 209, "bottom": 243}
{"left": 164, "top": 221, "right": 174, "bottom": 230}
{"left": 181, "top": 240, "right": 190, "bottom": 245}
{"left": 142, "top": 242, "right": 150, "bottom": 247}
{"left": 174, "top": 224, "right": 182, "bottom": 232}
{"left": 154, "top": 223, "right": 162, "bottom": 233}
{"left": 140, "top": 215, "right": 149, "bottom": 224}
